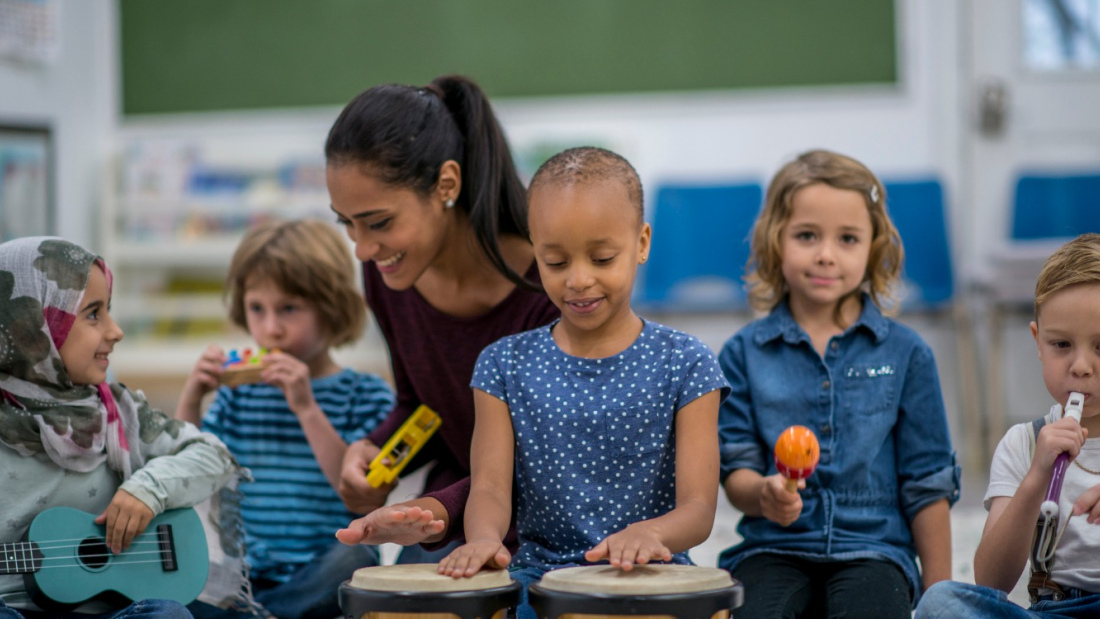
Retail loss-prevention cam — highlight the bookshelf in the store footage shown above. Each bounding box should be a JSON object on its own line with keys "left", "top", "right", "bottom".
{"left": 98, "top": 126, "right": 390, "bottom": 412}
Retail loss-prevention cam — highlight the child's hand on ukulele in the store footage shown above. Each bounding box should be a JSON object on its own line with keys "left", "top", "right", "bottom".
{"left": 180, "top": 344, "right": 226, "bottom": 407}
{"left": 760, "top": 474, "right": 804, "bottom": 527}
{"left": 260, "top": 350, "right": 316, "bottom": 415}
{"left": 584, "top": 522, "right": 672, "bottom": 571}
{"left": 437, "top": 539, "right": 512, "bottom": 578}
{"left": 94, "top": 489, "right": 154, "bottom": 554}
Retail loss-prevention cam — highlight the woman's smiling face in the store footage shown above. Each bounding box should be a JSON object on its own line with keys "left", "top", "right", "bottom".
{"left": 327, "top": 162, "right": 458, "bottom": 291}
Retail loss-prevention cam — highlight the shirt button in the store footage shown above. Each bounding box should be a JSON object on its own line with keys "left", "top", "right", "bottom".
{"left": 822, "top": 380, "right": 830, "bottom": 390}
{"left": 820, "top": 424, "right": 832, "bottom": 436}
{"left": 830, "top": 341, "right": 838, "bottom": 350}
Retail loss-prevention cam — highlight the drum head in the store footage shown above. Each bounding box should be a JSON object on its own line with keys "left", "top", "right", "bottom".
{"left": 536, "top": 564, "right": 733, "bottom": 595}
{"left": 349, "top": 563, "right": 512, "bottom": 592}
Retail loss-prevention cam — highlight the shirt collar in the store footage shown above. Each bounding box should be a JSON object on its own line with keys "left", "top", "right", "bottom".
{"left": 753, "top": 293, "right": 890, "bottom": 346}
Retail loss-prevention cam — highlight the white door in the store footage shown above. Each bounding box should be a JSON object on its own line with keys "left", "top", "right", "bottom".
{"left": 966, "top": 0, "right": 1100, "bottom": 458}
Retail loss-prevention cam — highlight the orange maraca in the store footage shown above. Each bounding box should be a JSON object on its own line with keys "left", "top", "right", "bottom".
{"left": 774, "top": 425, "right": 820, "bottom": 492}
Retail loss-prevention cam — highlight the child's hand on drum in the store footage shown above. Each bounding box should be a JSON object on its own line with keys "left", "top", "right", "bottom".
{"left": 438, "top": 539, "right": 512, "bottom": 578}
{"left": 584, "top": 522, "right": 672, "bottom": 571}
{"left": 336, "top": 505, "right": 444, "bottom": 546}
{"left": 760, "top": 473, "right": 804, "bottom": 527}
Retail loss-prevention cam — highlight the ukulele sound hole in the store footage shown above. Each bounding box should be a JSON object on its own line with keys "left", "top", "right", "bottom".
{"left": 78, "top": 537, "right": 111, "bottom": 570}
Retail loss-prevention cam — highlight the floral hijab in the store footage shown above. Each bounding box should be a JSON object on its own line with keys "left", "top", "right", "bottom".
{"left": 1, "top": 237, "right": 259, "bottom": 612}
{"left": 1, "top": 237, "right": 150, "bottom": 477}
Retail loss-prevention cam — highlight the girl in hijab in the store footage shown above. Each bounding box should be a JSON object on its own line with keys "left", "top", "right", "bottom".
{"left": 0, "top": 237, "right": 244, "bottom": 618}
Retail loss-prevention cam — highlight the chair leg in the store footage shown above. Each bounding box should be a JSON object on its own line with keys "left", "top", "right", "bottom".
{"left": 952, "top": 301, "right": 987, "bottom": 474}
{"left": 985, "top": 305, "right": 1006, "bottom": 466}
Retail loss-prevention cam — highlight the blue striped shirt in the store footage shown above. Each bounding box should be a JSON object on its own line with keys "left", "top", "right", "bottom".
{"left": 202, "top": 368, "right": 394, "bottom": 582}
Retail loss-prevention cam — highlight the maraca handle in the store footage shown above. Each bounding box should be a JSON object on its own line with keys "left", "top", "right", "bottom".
{"left": 784, "top": 477, "right": 799, "bottom": 493}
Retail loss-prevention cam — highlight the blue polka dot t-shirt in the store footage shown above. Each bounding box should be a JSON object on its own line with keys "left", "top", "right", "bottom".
{"left": 471, "top": 318, "right": 729, "bottom": 571}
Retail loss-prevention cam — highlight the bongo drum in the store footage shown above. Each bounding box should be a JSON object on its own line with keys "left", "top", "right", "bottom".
{"left": 339, "top": 563, "right": 521, "bottom": 619}
{"left": 528, "top": 565, "right": 743, "bottom": 619}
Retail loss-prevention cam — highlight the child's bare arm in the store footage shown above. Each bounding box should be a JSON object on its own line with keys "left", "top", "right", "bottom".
{"left": 438, "top": 389, "right": 515, "bottom": 577}
{"left": 911, "top": 498, "right": 951, "bottom": 590}
{"left": 975, "top": 418, "right": 1086, "bottom": 591}
{"left": 260, "top": 351, "right": 348, "bottom": 488}
{"left": 174, "top": 344, "right": 225, "bottom": 425}
{"left": 586, "top": 391, "right": 721, "bottom": 570}
{"left": 723, "top": 468, "right": 804, "bottom": 526}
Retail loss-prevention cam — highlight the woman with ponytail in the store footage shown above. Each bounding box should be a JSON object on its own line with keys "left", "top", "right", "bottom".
{"left": 328, "top": 75, "right": 558, "bottom": 561}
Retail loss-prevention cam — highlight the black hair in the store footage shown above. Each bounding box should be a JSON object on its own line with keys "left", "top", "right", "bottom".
{"left": 325, "top": 74, "right": 536, "bottom": 291}
{"left": 528, "top": 146, "right": 644, "bottom": 225}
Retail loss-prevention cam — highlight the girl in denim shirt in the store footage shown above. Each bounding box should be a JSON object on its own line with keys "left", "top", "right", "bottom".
{"left": 717, "top": 150, "right": 960, "bottom": 618}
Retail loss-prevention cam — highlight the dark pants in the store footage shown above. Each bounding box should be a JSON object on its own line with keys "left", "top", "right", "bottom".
{"left": 730, "top": 553, "right": 911, "bottom": 619}
{"left": 188, "top": 542, "right": 378, "bottom": 619}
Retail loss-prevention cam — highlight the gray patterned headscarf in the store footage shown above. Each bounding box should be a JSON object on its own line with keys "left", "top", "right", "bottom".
{"left": 1, "top": 237, "right": 164, "bottom": 477}
{"left": 0, "top": 236, "right": 260, "bottom": 613}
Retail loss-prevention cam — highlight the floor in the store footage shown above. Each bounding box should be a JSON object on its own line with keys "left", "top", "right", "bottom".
{"left": 376, "top": 304, "right": 1048, "bottom": 609}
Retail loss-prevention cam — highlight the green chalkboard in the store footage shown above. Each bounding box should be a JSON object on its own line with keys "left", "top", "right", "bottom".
{"left": 120, "top": 1, "right": 896, "bottom": 115}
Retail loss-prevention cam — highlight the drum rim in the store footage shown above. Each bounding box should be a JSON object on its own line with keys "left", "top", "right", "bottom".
{"left": 338, "top": 580, "right": 521, "bottom": 617}
{"left": 534, "top": 564, "right": 735, "bottom": 596}
{"left": 528, "top": 581, "right": 745, "bottom": 616}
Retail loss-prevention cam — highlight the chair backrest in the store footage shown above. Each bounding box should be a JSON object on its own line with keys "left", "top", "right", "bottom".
{"left": 1012, "top": 173, "right": 1100, "bottom": 240}
{"left": 637, "top": 182, "right": 762, "bottom": 312}
{"left": 883, "top": 178, "right": 954, "bottom": 308}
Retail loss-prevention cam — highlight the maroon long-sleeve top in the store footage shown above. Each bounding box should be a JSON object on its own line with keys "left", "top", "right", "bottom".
{"left": 363, "top": 260, "right": 559, "bottom": 547}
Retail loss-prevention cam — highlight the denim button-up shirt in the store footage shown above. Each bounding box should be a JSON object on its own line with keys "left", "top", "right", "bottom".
{"left": 716, "top": 296, "right": 960, "bottom": 600}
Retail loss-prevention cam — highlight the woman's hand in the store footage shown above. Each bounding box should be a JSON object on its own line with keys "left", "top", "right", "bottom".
{"left": 338, "top": 439, "right": 394, "bottom": 513}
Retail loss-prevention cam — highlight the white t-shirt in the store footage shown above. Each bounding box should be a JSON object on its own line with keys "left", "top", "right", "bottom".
{"left": 985, "top": 405, "right": 1100, "bottom": 593}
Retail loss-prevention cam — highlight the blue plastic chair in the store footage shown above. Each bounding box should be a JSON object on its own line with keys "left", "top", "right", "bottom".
{"left": 637, "top": 182, "right": 763, "bottom": 312}
{"left": 883, "top": 179, "right": 954, "bottom": 309}
{"left": 1011, "top": 173, "right": 1100, "bottom": 240}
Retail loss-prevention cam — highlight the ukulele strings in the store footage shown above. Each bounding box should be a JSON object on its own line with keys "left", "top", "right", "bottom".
{"left": 3, "top": 532, "right": 171, "bottom": 568}
{"left": 7, "top": 532, "right": 163, "bottom": 550}
{"left": 33, "top": 557, "right": 170, "bottom": 569}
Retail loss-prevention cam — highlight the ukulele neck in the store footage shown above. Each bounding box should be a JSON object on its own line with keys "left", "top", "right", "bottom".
{"left": 0, "top": 541, "right": 43, "bottom": 575}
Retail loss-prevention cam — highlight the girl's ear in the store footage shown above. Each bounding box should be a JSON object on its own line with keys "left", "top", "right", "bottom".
{"left": 638, "top": 222, "right": 652, "bottom": 264}
{"left": 436, "top": 160, "right": 462, "bottom": 207}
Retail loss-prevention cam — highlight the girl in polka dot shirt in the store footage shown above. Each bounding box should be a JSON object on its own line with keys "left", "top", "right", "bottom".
{"left": 438, "top": 147, "right": 729, "bottom": 619}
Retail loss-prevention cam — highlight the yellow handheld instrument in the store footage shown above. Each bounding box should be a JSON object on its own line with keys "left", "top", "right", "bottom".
{"left": 366, "top": 405, "right": 442, "bottom": 488}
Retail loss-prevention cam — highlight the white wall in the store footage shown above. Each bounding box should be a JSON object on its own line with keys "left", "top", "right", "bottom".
{"left": 0, "top": 0, "right": 117, "bottom": 248}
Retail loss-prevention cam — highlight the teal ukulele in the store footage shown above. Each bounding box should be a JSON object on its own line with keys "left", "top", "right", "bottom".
{"left": 0, "top": 506, "right": 209, "bottom": 611}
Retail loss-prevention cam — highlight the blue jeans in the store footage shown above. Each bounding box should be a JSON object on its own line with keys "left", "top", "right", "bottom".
{"left": 0, "top": 599, "right": 191, "bottom": 619}
{"left": 507, "top": 566, "right": 546, "bottom": 619}
{"left": 916, "top": 580, "right": 1100, "bottom": 618}
{"left": 188, "top": 542, "right": 378, "bottom": 619}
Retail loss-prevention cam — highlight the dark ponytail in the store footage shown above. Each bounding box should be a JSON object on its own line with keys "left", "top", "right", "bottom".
{"left": 325, "top": 74, "right": 536, "bottom": 291}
